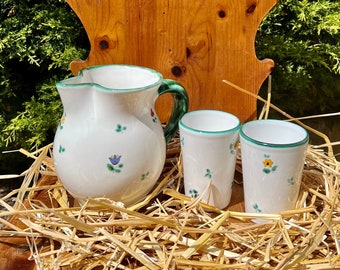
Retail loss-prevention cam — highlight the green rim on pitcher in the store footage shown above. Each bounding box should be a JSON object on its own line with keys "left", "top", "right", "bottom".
{"left": 57, "top": 64, "right": 163, "bottom": 92}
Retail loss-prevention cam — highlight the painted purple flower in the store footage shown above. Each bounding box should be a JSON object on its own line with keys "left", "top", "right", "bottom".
{"left": 109, "top": 154, "right": 121, "bottom": 165}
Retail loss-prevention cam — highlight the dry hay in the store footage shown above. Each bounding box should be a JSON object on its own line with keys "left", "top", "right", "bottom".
{"left": 0, "top": 83, "right": 339, "bottom": 269}
{"left": 0, "top": 136, "right": 338, "bottom": 269}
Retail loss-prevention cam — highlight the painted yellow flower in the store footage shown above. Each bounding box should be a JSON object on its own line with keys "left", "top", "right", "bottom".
{"left": 262, "top": 159, "right": 273, "bottom": 168}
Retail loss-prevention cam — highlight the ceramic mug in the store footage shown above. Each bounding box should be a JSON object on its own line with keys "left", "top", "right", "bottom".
{"left": 240, "top": 119, "right": 309, "bottom": 217}
{"left": 179, "top": 110, "right": 240, "bottom": 209}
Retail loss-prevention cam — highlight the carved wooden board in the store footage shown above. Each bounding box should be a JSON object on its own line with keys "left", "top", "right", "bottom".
{"left": 0, "top": 2, "right": 280, "bottom": 269}
{"left": 67, "top": 0, "right": 277, "bottom": 123}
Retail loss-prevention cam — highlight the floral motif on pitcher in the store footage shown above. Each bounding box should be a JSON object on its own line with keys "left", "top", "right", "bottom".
{"left": 59, "top": 114, "right": 66, "bottom": 129}
{"left": 107, "top": 154, "right": 124, "bottom": 173}
{"left": 150, "top": 109, "right": 158, "bottom": 123}
{"left": 141, "top": 171, "right": 150, "bottom": 181}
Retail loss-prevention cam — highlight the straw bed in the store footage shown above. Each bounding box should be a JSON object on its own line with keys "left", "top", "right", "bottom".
{"left": 0, "top": 84, "right": 339, "bottom": 269}
{"left": 0, "top": 133, "right": 339, "bottom": 270}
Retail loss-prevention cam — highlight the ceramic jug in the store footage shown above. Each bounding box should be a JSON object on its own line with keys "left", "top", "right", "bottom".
{"left": 53, "top": 65, "right": 188, "bottom": 205}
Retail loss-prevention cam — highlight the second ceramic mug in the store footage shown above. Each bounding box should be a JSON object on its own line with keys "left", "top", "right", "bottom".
{"left": 240, "top": 119, "right": 309, "bottom": 217}
{"left": 179, "top": 110, "right": 241, "bottom": 209}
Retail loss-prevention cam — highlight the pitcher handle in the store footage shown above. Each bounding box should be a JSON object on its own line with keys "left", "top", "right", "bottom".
{"left": 158, "top": 79, "right": 189, "bottom": 143}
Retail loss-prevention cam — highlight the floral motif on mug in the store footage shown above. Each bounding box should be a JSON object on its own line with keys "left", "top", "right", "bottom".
{"left": 189, "top": 189, "right": 199, "bottom": 198}
{"left": 150, "top": 109, "right": 158, "bottom": 123}
{"left": 58, "top": 145, "right": 65, "bottom": 153}
{"left": 288, "top": 177, "right": 295, "bottom": 186}
{"left": 253, "top": 203, "right": 262, "bottom": 213}
{"left": 107, "top": 154, "right": 124, "bottom": 173}
{"left": 262, "top": 154, "right": 278, "bottom": 174}
{"left": 180, "top": 137, "right": 185, "bottom": 146}
{"left": 116, "top": 124, "right": 127, "bottom": 133}
{"left": 229, "top": 142, "right": 236, "bottom": 154}
{"left": 204, "top": 169, "right": 212, "bottom": 179}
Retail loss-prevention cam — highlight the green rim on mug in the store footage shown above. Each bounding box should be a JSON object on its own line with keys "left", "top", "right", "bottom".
{"left": 179, "top": 110, "right": 241, "bottom": 135}
{"left": 240, "top": 119, "right": 309, "bottom": 148}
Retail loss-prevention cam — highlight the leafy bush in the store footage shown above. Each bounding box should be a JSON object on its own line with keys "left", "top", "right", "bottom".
{"left": 0, "top": 0, "right": 88, "bottom": 172}
{"left": 256, "top": 0, "right": 340, "bottom": 116}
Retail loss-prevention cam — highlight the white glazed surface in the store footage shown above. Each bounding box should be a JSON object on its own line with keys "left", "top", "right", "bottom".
{"left": 53, "top": 65, "right": 167, "bottom": 206}
{"left": 179, "top": 110, "right": 240, "bottom": 209}
{"left": 240, "top": 120, "right": 309, "bottom": 216}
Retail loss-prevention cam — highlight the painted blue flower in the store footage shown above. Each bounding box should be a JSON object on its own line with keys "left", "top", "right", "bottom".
{"left": 107, "top": 154, "right": 124, "bottom": 173}
{"left": 109, "top": 154, "right": 121, "bottom": 165}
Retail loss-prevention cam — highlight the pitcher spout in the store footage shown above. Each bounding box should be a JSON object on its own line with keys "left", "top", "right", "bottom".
{"left": 56, "top": 75, "right": 94, "bottom": 119}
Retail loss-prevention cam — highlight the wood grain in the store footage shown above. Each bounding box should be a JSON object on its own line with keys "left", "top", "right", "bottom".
{"left": 67, "top": 0, "right": 277, "bottom": 123}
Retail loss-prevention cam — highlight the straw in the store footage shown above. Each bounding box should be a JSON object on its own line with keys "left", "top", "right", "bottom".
{"left": 0, "top": 85, "right": 338, "bottom": 269}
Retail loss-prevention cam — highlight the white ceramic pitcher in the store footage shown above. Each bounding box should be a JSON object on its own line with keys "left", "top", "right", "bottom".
{"left": 53, "top": 65, "right": 188, "bottom": 205}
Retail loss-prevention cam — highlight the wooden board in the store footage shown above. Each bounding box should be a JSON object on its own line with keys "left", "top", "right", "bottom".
{"left": 0, "top": 1, "right": 278, "bottom": 268}
{"left": 67, "top": 0, "right": 277, "bottom": 123}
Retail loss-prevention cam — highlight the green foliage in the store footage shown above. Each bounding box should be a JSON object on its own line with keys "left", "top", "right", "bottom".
{"left": 0, "top": 0, "right": 88, "bottom": 172}
{"left": 0, "top": 0, "right": 88, "bottom": 151}
{"left": 256, "top": 0, "right": 340, "bottom": 116}
{"left": 2, "top": 77, "right": 63, "bottom": 148}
